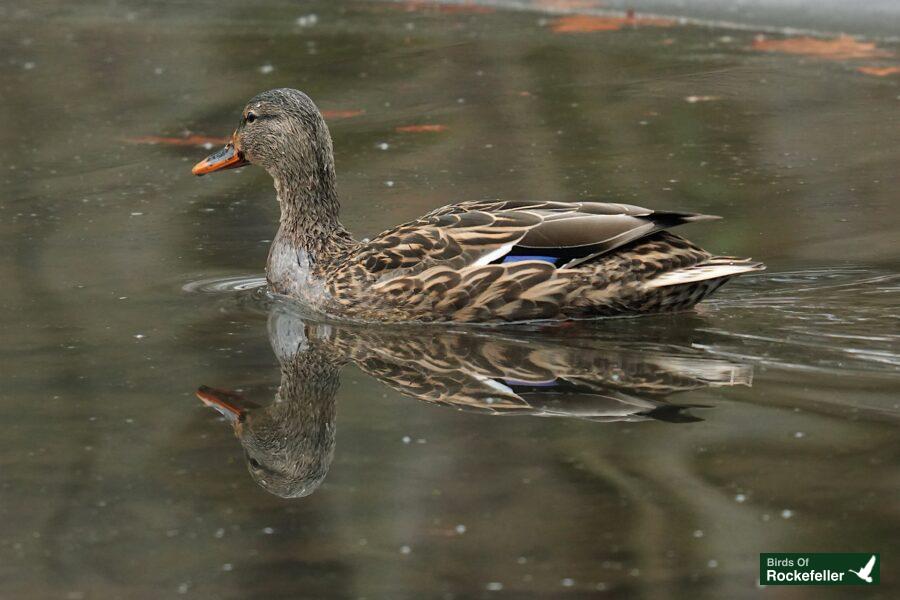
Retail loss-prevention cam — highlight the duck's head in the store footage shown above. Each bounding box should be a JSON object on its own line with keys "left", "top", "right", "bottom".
{"left": 196, "top": 385, "right": 335, "bottom": 499}
{"left": 192, "top": 88, "right": 334, "bottom": 183}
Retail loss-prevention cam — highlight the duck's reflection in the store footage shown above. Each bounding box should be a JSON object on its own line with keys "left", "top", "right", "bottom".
{"left": 197, "top": 307, "right": 753, "bottom": 498}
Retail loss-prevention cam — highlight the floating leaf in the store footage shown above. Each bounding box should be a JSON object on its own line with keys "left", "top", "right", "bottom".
{"left": 126, "top": 135, "right": 227, "bottom": 147}
{"left": 396, "top": 124, "right": 448, "bottom": 133}
{"left": 751, "top": 35, "right": 892, "bottom": 60}
{"left": 321, "top": 109, "right": 365, "bottom": 119}
{"left": 857, "top": 66, "right": 900, "bottom": 77}
{"left": 551, "top": 14, "right": 675, "bottom": 33}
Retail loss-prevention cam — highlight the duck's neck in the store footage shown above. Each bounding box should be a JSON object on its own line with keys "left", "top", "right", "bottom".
{"left": 273, "top": 173, "right": 354, "bottom": 263}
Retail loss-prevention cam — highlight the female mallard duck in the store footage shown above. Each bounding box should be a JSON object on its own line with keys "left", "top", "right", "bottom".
{"left": 193, "top": 88, "right": 763, "bottom": 323}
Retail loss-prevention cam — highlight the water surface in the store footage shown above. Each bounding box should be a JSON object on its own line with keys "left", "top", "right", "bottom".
{"left": 1, "top": 1, "right": 898, "bottom": 598}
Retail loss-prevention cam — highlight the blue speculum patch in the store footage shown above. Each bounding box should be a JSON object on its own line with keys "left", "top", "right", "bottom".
{"left": 503, "top": 379, "right": 559, "bottom": 388}
{"left": 501, "top": 255, "right": 559, "bottom": 265}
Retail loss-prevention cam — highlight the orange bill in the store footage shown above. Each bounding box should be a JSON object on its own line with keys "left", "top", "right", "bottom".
{"left": 196, "top": 385, "right": 246, "bottom": 422}
{"left": 192, "top": 137, "right": 249, "bottom": 176}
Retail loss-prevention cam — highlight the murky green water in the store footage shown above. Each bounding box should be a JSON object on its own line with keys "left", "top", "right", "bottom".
{"left": 1, "top": 1, "right": 898, "bottom": 598}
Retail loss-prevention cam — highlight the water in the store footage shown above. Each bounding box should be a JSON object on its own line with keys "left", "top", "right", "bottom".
{"left": 1, "top": 1, "right": 898, "bottom": 598}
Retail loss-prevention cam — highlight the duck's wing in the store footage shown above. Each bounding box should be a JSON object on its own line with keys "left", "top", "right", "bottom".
{"left": 342, "top": 201, "right": 717, "bottom": 281}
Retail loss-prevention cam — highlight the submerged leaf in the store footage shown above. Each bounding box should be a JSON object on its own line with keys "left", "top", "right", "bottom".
{"left": 857, "top": 66, "right": 900, "bottom": 77}
{"left": 551, "top": 14, "right": 675, "bottom": 33}
{"left": 126, "top": 135, "right": 228, "bottom": 147}
{"left": 396, "top": 124, "right": 448, "bottom": 133}
{"left": 321, "top": 109, "right": 366, "bottom": 119}
{"left": 751, "top": 35, "right": 892, "bottom": 60}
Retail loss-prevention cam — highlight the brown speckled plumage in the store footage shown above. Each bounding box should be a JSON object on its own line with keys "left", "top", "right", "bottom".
{"left": 194, "top": 88, "right": 764, "bottom": 323}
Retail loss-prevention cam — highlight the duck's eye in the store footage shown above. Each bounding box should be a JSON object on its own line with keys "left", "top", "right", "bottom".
{"left": 246, "top": 112, "right": 257, "bottom": 123}
{"left": 249, "top": 457, "right": 261, "bottom": 468}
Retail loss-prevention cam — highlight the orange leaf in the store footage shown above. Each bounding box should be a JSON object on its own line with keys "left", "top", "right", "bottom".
{"left": 551, "top": 14, "right": 675, "bottom": 33}
{"left": 751, "top": 35, "right": 892, "bottom": 60}
{"left": 126, "top": 135, "right": 228, "bottom": 147}
{"left": 396, "top": 124, "right": 448, "bottom": 133}
{"left": 321, "top": 109, "right": 365, "bottom": 119}
{"left": 857, "top": 66, "right": 900, "bottom": 77}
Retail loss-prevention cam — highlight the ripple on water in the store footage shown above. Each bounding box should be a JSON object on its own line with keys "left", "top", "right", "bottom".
{"left": 182, "top": 274, "right": 268, "bottom": 294}
{"left": 699, "top": 266, "right": 899, "bottom": 373}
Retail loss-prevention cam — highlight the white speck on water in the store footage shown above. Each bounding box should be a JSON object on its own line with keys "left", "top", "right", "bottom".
{"left": 385, "top": 180, "right": 394, "bottom": 187}
{"left": 154, "top": 67, "right": 164, "bottom": 75}
{"left": 735, "top": 493, "right": 747, "bottom": 503}
{"left": 23, "top": 61, "right": 36, "bottom": 70}
{"left": 517, "top": 556, "right": 527, "bottom": 564}
{"left": 400, "top": 545, "right": 411, "bottom": 555}
{"left": 455, "top": 524, "right": 466, "bottom": 534}
{"left": 203, "top": 142, "right": 214, "bottom": 150}
{"left": 214, "top": 528, "right": 225, "bottom": 538}
{"left": 416, "top": 438, "right": 426, "bottom": 444}
{"left": 781, "top": 509, "right": 794, "bottom": 519}
{"left": 693, "top": 529, "right": 704, "bottom": 538}
{"left": 221, "top": 563, "right": 233, "bottom": 572}
{"left": 708, "top": 559, "right": 719, "bottom": 568}
{"left": 457, "top": 97, "right": 466, "bottom": 104}
{"left": 376, "top": 142, "right": 390, "bottom": 150}
{"left": 134, "top": 334, "right": 145, "bottom": 339}
{"left": 259, "top": 64, "right": 275, "bottom": 74}
{"left": 595, "top": 582, "right": 608, "bottom": 591}
{"left": 561, "top": 578, "right": 575, "bottom": 587}
{"left": 794, "top": 431, "right": 806, "bottom": 439}
{"left": 762, "top": 513, "right": 771, "bottom": 521}
{"left": 401, "top": 436, "right": 411, "bottom": 444}
{"left": 296, "top": 14, "right": 318, "bottom": 27}
{"left": 130, "top": 212, "right": 143, "bottom": 216}
{"left": 177, "top": 582, "right": 189, "bottom": 594}
{"left": 486, "top": 582, "right": 503, "bottom": 591}
{"left": 262, "top": 527, "right": 275, "bottom": 534}
{"left": 684, "top": 95, "right": 720, "bottom": 103}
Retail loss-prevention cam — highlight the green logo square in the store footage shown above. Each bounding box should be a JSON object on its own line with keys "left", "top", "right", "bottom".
{"left": 760, "top": 553, "right": 880, "bottom": 585}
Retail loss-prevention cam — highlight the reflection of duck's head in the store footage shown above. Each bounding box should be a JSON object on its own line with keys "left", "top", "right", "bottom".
{"left": 196, "top": 319, "right": 342, "bottom": 498}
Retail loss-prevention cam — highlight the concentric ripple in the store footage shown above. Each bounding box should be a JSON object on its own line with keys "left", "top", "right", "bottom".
{"left": 182, "top": 274, "right": 268, "bottom": 294}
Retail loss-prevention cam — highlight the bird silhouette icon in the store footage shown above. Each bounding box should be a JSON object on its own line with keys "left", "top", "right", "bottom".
{"left": 848, "top": 555, "right": 877, "bottom": 583}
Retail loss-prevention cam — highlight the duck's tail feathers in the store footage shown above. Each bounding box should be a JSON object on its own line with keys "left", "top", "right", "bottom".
{"left": 644, "top": 257, "right": 765, "bottom": 290}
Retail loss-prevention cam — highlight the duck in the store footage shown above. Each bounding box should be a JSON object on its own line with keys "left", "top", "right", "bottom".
{"left": 196, "top": 304, "right": 753, "bottom": 497}
{"left": 193, "top": 88, "right": 764, "bottom": 323}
